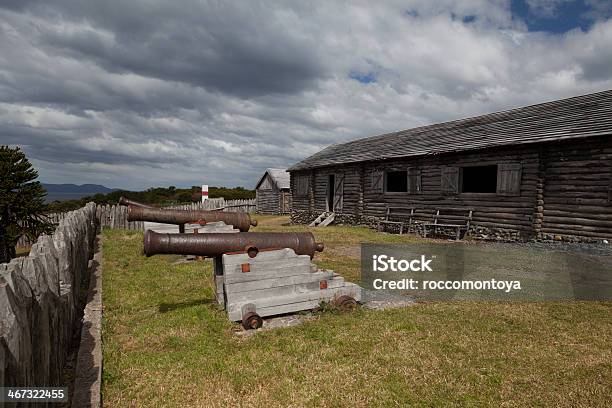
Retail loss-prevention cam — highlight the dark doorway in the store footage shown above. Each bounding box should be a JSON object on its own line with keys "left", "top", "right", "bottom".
{"left": 461, "top": 165, "right": 498, "bottom": 193}
{"left": 327, "top": 174, "right": 335, "bottom": 211}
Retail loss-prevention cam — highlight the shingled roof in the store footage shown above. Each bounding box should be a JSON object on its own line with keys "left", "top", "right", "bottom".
{"left": 256, "top": 168, "right": 290, "bottom": 190}
{"left": 289, "top": 89, "right": 612, "bottom": 171}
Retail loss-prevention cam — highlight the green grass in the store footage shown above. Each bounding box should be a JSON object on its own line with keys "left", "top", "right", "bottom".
{"left": 102, "top": 216, "right": 612, "bottom": 407}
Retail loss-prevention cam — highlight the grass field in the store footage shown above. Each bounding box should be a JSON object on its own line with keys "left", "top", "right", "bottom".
{"left": 102, "top": 215, "right": 611, "bottom": 407}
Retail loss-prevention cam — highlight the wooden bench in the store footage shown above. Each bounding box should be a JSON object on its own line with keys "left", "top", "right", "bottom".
{"left": 422, "top": 208, "right": 473, "bottom": 240}
{"left": 377, "top": 207, "right": 415, "bottom": 235}
{"left": 409, "top": 208, "right": 438, "bottom": 229}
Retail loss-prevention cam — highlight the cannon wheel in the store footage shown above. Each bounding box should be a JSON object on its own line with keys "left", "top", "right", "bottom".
{"left": 335, "top": 295, "right": 357, "bottom": 312}
{"left": 242, "top": 312, "right": 263, "bottom": 330}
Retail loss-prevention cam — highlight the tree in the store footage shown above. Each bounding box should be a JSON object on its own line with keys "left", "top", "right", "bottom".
{"left": 0, "top": 146, "right": 53, "bottom": 264}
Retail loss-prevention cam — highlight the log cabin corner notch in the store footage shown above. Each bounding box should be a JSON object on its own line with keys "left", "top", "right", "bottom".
{"left": 288, "top": 89, "right": 612, "bottom": 242}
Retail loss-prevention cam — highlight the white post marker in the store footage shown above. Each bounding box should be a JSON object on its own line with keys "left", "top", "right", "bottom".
{"left": 201, "top": 184, "right": 209, "bottom": 202}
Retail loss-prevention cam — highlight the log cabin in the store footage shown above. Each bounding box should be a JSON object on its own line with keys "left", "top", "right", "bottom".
{"left": 256, "top": 168, "right": 292, "bottom": 214}
{"left": 288, "top": 89, "right": 612, "bottom": 242}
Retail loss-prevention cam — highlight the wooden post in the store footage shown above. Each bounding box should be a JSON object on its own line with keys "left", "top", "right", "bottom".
{"left": 531, "top": 149, "right": 546, "bottom": 239}
{"left": 308, "top": 170, "right": 315, "bottom": 215}
{"left": 357, "top": 166, "right": 364, "bottom": 223}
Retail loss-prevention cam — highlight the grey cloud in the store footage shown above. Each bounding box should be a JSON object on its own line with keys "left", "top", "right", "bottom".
{"left": 19, "top": 0, "right": 326, "bottom": 98}
{"left": 579, "top": 53, "right": 612, "bottom": 81}
{"left": 1, "top": 1, "right": 612, "bottom": 190}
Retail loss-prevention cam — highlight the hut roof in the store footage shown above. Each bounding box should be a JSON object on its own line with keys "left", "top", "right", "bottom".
{"left": 289, "top": 89, "right": 612, "bottom": 171}
{"left": 256, "top": 168, "right": 290, "bottom": 190}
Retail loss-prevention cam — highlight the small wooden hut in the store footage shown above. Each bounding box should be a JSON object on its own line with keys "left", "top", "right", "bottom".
{"left": 256, "top": 168, "right": 291, "bottom": 214}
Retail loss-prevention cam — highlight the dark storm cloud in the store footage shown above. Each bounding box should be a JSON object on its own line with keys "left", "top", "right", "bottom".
{"left": 0, "top": 122, "right": 175, "bottom": 166}
{"left": 0, "top": 0, "right": 39, "bottom": 12}
{"left": 8, "top": 0, "right": 325, "bottom": 98}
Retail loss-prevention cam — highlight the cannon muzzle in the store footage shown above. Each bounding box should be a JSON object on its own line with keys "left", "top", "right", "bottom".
{"left": 144, "top": 230, "right": 324, "bottom": 258}
{"left": 128, "top": 206, "right": 256, "bottom": 232}
{"left": 118, "top": 197, "right": 155, "bottom": 208}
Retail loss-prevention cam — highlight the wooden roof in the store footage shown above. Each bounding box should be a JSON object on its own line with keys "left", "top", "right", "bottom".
{"left": 289, "top": 89, "right": 612, "bottom": 171}
{"left": 256, "top": 168, "right": 290, "bottom": 190}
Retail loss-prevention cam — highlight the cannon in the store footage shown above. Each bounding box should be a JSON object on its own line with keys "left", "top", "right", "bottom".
{"left": 143, "top": 230, "right": 323, "bottom": 258}
{"left": 128, "top": 206, "right": 257, "bottom": 232}
{"left": 118, "top": 196, "right": 155, "bottom": 208}
{"left": 142, "top": 230, "right": 360, "bottom": 330}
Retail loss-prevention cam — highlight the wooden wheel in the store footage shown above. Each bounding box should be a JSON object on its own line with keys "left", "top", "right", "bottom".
{"left": 242, "top": 312, "right": 263, "bottom": 330}
{"left": 335, "top": 295, "right": 357, "bottom": 312}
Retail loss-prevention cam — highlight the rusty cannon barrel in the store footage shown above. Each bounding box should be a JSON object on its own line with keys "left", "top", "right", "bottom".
{"left": 118, "top": 196, "right": 155, "bottom": 208}
{"left": 144, "top": 230, "right": 324, "bottom": 259}
{"left": 127, "top": 205, "right": 257, "bottom": 232}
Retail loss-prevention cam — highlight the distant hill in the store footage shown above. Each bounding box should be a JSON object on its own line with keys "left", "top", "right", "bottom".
{"left": 42, "top": 183, "right": 117, "bottom": 202}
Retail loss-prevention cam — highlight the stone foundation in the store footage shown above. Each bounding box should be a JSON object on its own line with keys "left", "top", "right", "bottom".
{"left": 469, "top": 225, "right": 527, "bottom": 242}
{"left": 291, "top": 210, "right": 608, "bottom": 243}
{"left": 537, "top": 233, "right": 605, "bottom": 244}
{"left": 291, "top": 210, "right": 317, "bottom": 225}
{"left": 333, "top": 213, "right": 361, "bottom": 225}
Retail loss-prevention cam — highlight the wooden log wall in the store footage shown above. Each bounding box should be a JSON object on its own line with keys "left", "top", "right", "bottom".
{"left": 293, "top": 146, "right": 539, "bottom": 230}
{"left": 312, "top": 165, "right": 362, "bottom": 214}
{"left": 359, "top": 145, "right": 540, "bottom": 233}
{"left": 540, "top": 137, "right": 612, "bottom": 239}
{"left": 255, "top": 190, "right": 291, "bottom": 214}
{"left": 291, "top": 135, "right": 612, "bottom": 240}
{"left": 290, "top": 173, "right": 311, "bottom": 211}
{"left": 256, "top": 183, "right": 281, "bottom": 214}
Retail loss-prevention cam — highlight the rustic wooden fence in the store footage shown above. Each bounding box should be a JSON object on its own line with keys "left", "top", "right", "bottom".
{"left": 96, "top": 198, "right": 256, "bottom": 229}
{"left": 15, "top": 198, "right": 256, "bottom": 246}
{"left": 1, "top": 203, "right": 98, "bottom": 388}
{"left": 165, "top": 198, "right": 256, "bottom": 213}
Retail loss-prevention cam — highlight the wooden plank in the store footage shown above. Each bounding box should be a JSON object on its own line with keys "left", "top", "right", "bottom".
{"left": 333, "top": 173, "right": 344, "bottom": 211}
{"left": 226, "top": 283, "right": 362, "bottom": 321}
{"left": 223, "top": 261, "right": 315, "bottom": 284}
{"left": 497, "top": 162, "right": 522, "bottom": 196}
{"left": 225, "top": 271, "right": 336, "bottom": 294}
{"left": 371, "top": 169, "right": 384, "bottom": 193}
{"left": 226, "top": 277, "right": 348, "bottom": 303}
{"left": 440, "top": 166, "right": 459, "bottom": 194}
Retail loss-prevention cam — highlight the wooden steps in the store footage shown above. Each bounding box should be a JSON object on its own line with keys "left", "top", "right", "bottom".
{"left": 309, "top": 211, "right": 335, "bottom": 227}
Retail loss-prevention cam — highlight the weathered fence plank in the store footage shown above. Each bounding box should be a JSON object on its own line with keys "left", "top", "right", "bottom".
{"left": 1, "top": 203, "right": 98, "bottom": 388}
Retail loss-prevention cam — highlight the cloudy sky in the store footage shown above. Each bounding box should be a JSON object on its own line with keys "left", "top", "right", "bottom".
{"left": 1, "top": 0, "right": 612, "bottom": 190}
